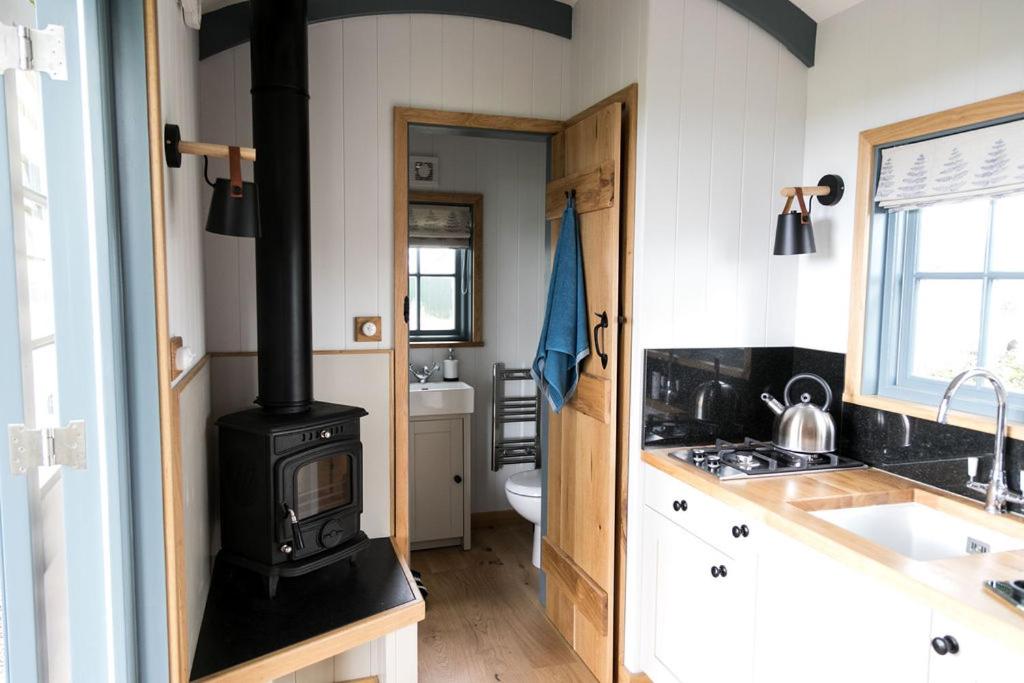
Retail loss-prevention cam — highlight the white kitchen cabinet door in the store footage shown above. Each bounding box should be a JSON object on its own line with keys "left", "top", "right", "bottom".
{"left": 410, "top": 418, "right": 464, "bottom": 544}
{"left": 641, "top": 508, "right": 756, "bottom": 683}
{"left": 927, "top": 611, "right": 1024, "bottom": 682}
{"left": 753, "top": 528, "right": 931, "bottom": 683}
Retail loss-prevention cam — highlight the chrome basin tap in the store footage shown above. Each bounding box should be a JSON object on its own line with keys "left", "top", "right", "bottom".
{"left": 409, "top": 362, "right": 440, "bottom": 384}
{"left": 937, "top": 368, "right": 1024, "bottom": 514}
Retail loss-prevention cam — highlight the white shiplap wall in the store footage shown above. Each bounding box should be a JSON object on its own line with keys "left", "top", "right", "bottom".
{"left": 407, "top": 128, "right": 548, "bottom": 513}
{"left": 796, "top": 0, "right": 1024, "bottom": 352}
{"left": 159, "top": 0, "right": 206, "bottom": 368}
{"left": 200, "top": 15, "right": 573, "bottom": 352}
{"left": 618, "top": 0, "right": 809, "bottom": 671}
{"left": 155, "top": 2, "right": 213, "bottom": 667}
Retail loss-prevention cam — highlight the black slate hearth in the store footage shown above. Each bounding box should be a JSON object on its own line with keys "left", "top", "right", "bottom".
{"left": 190, "top": 537, "right": 417, "bottom": 681}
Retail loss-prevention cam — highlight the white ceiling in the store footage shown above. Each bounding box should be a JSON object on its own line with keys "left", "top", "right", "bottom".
{"left": 791, "top": 0, "right": 864, "bottom": 22}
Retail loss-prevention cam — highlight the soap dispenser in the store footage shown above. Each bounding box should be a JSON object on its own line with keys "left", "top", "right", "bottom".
{"left": 442, "top": 348, "right": 459, "bottom": 382}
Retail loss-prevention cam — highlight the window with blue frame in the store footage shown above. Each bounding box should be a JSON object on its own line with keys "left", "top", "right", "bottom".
{"left": 868, "top": 118, "right": 1024, "bottom": 422}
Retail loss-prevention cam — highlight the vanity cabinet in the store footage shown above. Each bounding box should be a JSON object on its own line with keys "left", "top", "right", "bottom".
{"left": 639, "top": 463, "right": 1024, "bottom": 683}
{"left": 409, "top": 415, "right": 471, "bottom": 550}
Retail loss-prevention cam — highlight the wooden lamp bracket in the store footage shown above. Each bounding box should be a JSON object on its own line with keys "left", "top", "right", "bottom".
{"left": 164, "top": 123, "right": 257, "bottom": 168}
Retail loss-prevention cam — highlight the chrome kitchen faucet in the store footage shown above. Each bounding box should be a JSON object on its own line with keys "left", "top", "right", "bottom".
{"left": 937, "top": 368, "right": 1024, "bottom": 515}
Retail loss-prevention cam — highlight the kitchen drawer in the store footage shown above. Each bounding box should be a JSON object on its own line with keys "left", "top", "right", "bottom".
{"left": 644, "top": 464, "right": 758, "bottom": 556}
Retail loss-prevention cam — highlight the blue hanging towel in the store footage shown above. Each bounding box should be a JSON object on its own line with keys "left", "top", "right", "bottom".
{"left": 531, "top": 195, "right": 589, "bottom": 413}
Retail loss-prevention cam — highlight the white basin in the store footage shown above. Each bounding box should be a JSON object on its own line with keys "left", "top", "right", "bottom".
{"left": 409, "top": 381, "right": 474, "bottom": 417}
{"left": 811, "top": 501, "right": 1024, "bottom": 562}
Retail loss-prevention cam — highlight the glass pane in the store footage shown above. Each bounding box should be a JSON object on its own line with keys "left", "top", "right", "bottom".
{"left": 915, "top": 199, "right": 990, "bottom": 273}
{"left": 408, "top": 277, "right": 418, "bottom": 331}
{"left": 24, "top": 195, "right": 54, "bottom": 341}
{"left": 9, "top": 69, "right": 59, "bottom": 429}
{"left": 419, "top": 276, "right": 456, "bottom": 330}
{"left": 408, "top": 247, "right": 418, "bottom": 274}
{"left": 990, "top": 194, "right": 1024, "bottom": 272}
{"left": 295, "top": 454, "right": 352, "bottom": 520}
{"left": 986, "top": 280, "right": 1024, "bottom": 393}
{"left": 909, "top": 279, "right": 983, "bottom": 381}
{"left": 419, "top": 247, "right": 456, "bottom": 274}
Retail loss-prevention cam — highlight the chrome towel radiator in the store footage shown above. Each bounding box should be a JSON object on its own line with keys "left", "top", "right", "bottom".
{"left": 491, "top": 363, "right": 541, "bottom": 471}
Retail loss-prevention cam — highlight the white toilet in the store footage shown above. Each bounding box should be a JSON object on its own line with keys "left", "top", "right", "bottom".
{"left": 505, "top": 468, "right": 543, "bottom": 568}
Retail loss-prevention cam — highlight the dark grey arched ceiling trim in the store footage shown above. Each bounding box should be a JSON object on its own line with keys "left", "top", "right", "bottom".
{"left": 719, "top": 0, "right": 816, "bottom": 67}
{"left": 199, "top": 0, "right": 574, "bottom": 60}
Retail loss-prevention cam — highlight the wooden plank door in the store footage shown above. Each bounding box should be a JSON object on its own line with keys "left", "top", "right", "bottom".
{"left": 542, "top": 101, "right": 622, "bottom": 683}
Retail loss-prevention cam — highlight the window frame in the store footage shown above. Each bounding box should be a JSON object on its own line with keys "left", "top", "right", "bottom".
{"left": 407, "top": 245, "right": 471, "bottom": 342}
{"left": 874, "top": 200, "right": 1024, "bottom": 422}
{"left": 846, "top": 92, "right": 1024, "bottom": 440}
{"left": 407, "top": 191, "right": 484, "bottom": 348}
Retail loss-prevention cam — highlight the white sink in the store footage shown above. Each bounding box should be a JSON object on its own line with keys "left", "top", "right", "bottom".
{"left": 811, "top": 500, "right": 1024, "bottom": 562}
{"left": 409, "top": 381, "right": 474, "bottom": 417}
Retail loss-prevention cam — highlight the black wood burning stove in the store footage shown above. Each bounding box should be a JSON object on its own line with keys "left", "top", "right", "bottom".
{"left": 215, "top": 0, "right": 369, "bottom": 598}
{"left": 217, "top": 403, "right": 370, "bottom": 598}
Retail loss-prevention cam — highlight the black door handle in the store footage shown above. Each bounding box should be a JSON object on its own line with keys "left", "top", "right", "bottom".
{"left": 593, "top": 311, "right": 608, "bottom": 369}
{"left": 453, "top": 475, "right": 462, "bottom": 484}
{"left": 931, "top": 635, "right": 959, "bottom": 655}
{"left": 403, "top": 295, "right": 410, "bottom": 323}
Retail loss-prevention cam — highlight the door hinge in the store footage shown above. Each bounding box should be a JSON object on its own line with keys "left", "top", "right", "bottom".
{"left": 8, "top": 421, "right": 86, "bottom": 475}
{"left": 0, "top": 21, "right": 67, "bottom": 81}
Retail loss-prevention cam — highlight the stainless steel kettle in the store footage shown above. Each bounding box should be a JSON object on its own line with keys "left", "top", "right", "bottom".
{"left": 760, "top": 373, "right": 836, "bottom": 454}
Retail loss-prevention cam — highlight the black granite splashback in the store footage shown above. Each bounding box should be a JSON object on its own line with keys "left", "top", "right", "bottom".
{"left": 644, "top": 346, "right": 1023, "bottom": 510}
{"left": 643, "top": 347, "right": 844, "bottom": 448}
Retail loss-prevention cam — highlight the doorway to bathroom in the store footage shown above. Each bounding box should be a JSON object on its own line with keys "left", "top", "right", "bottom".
{"left": 392, "top": 86, "right": 638, "bottom": 683}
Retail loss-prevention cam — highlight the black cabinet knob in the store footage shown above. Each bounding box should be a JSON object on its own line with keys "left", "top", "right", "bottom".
{"left": 931, "top": 635, "right": 959, "bottom": 656}
{"left": 711, "top": 566, "right": 719, "bottom": 578}
{"left": 672, "top": 500, "right": 688, "bottom": 512}
{"left": 731, "top": 524, "right": 751, "bottom": 538}
{"left": 710, "top": 564, "right": 727, "bottom": 578}
{"left": 718, "top": 564, "right": 727, "bottom": 577}
{"left": 453, "top": 475, "right": 463, "bottom": 484}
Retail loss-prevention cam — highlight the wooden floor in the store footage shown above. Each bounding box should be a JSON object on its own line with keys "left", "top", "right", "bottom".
{"left": 411, "top": 516, "right": 597, "bottom": 683}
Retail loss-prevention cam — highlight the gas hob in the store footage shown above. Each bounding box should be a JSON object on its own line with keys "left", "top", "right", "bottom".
{"left": 669, "top": 438, "right": 866, "bottom": 480}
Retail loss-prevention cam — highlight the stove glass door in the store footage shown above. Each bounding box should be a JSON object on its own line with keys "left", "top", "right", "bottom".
{"left": 294, "top": 453, "right": 353, "bottom": 520}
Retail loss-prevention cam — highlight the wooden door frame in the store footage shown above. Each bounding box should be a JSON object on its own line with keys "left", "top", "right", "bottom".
{"left": 392, "top": 84, "right": 639, "bottom": 680}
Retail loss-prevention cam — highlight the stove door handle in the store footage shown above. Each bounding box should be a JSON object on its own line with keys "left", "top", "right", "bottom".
{"left": 283, "top": 503, "right": 305, "bottom": 551}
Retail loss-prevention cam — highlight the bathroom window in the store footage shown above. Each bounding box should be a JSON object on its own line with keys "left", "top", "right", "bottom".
{"left": 408, "top": 246, "right": 470, "bottom": 341}
{"left": 864, "top": 116, "right": 1024, "bottom": 423}
{"left": 408, "top": 193, "right": 483, "bottom": 345}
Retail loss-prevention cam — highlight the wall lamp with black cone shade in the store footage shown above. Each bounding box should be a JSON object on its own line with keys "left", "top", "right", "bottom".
{"left": 163, "top": 123, "right": 260, "bottom": 237}
{"left": 774, "top": 174, "right": 844, "bottom": 255}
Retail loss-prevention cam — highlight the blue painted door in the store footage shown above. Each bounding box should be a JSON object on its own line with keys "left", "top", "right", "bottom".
{"left": 0, "top": 0, "right": 134, "bottom": 680}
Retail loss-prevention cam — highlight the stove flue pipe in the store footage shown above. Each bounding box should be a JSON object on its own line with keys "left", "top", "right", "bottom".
{"left": 250, "top": 0, "right": 313, "bottom": 413}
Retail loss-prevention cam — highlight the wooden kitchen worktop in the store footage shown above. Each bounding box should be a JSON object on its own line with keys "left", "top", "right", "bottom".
{"left": 642, "top": 449, "right": 1024, "bottom": 649}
